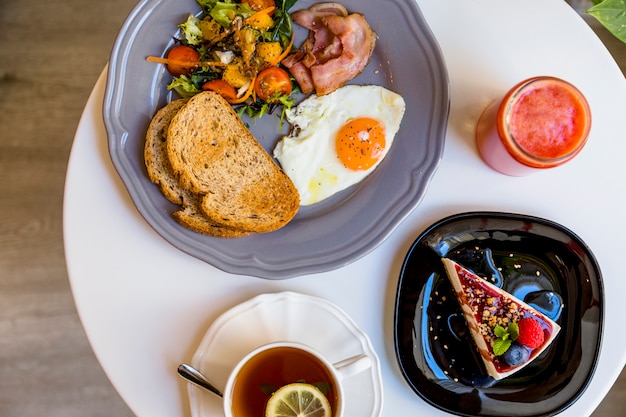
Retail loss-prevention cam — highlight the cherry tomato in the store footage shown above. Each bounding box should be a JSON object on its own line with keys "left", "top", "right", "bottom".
{"left": 202, "top": 80, "right": 238, "bottom": 102}
{"left": 254, "top": 67, "right": 292, "bottom": 103}
{"left": 166, "top": 45, "right": 200, "bottom": 76}
{"left": 242, "top": 0, "right": 276, "bottom": 11}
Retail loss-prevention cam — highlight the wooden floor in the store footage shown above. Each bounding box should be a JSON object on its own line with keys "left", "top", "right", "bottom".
{"left": 0, "top": 0, "right": 623, "bottom": 416}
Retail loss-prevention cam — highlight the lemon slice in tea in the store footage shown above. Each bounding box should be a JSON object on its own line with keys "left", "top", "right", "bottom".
{"left": 265, "top": 382, "right": 332, "bottom": 417}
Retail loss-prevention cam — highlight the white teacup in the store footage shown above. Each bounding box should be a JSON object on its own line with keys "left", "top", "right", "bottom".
{"left": 223, "top": 341, "right": 371, "bottom": 417}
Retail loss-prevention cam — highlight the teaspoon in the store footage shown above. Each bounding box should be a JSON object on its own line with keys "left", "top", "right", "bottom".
{"left": 177, "top": 363, "right": 223, "bottom": 398}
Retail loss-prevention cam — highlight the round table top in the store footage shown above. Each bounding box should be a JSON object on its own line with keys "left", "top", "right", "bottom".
{"left": 64, "top": 0, "right": 626, "bottom": 416}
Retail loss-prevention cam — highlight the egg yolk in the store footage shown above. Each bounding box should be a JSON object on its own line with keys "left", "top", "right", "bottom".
{"left": 335, "top": 117, "right": 386, "bottom": 170}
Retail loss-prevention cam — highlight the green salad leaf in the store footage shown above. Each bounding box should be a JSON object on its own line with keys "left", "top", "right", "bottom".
{"left": 167, "top": 67, "right": 219, "bottom": 97}
{"left": 586, "top": 0, "right": 626, "bottom": 44}
{"left": 210, "top": 1, "right": 255, "bottom": 26}
{"left": 276, "top": 0, "right": 298, "bottom": 12}
{"left": 197, "top": 0, "right": 219, "bottom": 12}
{"left": 167, "top": 75, "right": 201, "bottom": 97}
{"left": 179, "top": 14, "right": 204, "bottom": 45}
{"left": 270, "top": 1, "right": 294, "bottom": 47}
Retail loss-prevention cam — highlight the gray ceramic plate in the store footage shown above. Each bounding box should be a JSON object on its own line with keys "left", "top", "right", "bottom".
{"left": 103, "top": 0, "right": 449, "bottom": 279}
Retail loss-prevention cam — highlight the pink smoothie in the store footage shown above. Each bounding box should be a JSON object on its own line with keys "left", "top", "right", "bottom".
{"left": 476, "top": 76, "right": 591, "bottom": 176}
{"left": 507, "top": 81, "right": 589, "bottom": 159}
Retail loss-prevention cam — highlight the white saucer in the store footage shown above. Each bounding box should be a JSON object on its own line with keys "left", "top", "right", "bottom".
{"left": 187, "top": 291, "right": 383, "bottom": 417}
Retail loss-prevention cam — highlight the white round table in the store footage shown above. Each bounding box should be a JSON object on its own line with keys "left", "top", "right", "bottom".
{"left": 64, "top": 0, "right": 626, "bottom": 415}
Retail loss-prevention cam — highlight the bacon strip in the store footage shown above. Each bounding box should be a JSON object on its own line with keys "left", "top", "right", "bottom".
{"left": 291, "top": 2, "right": 348, "bottom": 29}
{"left": 284, "top": 3, "right": 376, "bottom": 96}
{"left": 310, "top": 14, "right": 375, "bottom": 95}
{"left": 288, "top": 62, "right": 315, "bottom": 94}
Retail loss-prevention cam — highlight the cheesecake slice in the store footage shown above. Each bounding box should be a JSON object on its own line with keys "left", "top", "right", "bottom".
{"left": 441, "top": 258, "right": 561, "bottom": 380}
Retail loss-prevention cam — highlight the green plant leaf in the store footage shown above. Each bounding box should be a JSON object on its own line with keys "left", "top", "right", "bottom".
{"left": 494, "top": 325, "right": 508, "bottom": 339}
{"left": 587, "top": 0, "right": 626, "bottom": 44}
{"left": 493, "top": 338, "right": 512, "bottom": 356}
{"left": 508, "top": 322, "right": 520, "bottom": 341}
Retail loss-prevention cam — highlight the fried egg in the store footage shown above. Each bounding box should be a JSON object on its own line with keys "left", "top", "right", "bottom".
{"left": 273, "top": 85, "right": 406, "bottom": 206}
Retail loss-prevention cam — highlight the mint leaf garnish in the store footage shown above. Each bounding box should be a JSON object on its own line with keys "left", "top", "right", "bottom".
{"left": 494, "top": 325, "right": 509, "bottom": 340}
{"left": 508, "top": 322, "right": 520, "bottom": 341}
{"left": 493, "top": 338, "right": 512, "bottom": 356}
{"left": 492, "top": 322, "right": 521, "bottom": 356}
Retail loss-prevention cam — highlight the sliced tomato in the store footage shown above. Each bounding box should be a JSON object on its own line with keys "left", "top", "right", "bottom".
{"left": 166, "top": 45, "right": 200, "bottom": 76}
{"left": 254, "top": 67, "right": 292, "bottom": 103}
{"left": 242, "top": 0, "right": 276, "bottom": 12}
{"left": 202, "top": 80, "right": 238, "bottom": 102}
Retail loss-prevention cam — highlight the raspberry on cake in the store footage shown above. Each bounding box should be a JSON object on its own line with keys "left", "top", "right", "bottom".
{"left": 516, "top": 317, "right": 545, "bottom": 348}
{"left": 441, "top": 258, "right": 561, "bottom": 380}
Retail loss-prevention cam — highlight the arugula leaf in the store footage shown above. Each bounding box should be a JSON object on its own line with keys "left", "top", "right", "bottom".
{"left": 276, "top": 0, "right": 298, "bottom": 11}
{"left": 237, "top": 82, "right": 299, "bottom": 127}
{"left": 269, "top": 0, "right": 296, "bottom": 48}
{"left": 587, "top": 0, "right": 626, "bottom": 44}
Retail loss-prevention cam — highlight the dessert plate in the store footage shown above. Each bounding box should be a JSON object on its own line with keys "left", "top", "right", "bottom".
{"left": 103, "top": 0, "right": 449, "bottom": 279}
{"left": 187, "top": 292, "right": 383, "bottom": 417}
{"left": 394, "top": 212, "right": 603, "bottom": 417}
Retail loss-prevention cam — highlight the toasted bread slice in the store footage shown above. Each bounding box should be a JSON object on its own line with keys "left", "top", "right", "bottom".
{"left": 144, "top": 99, "right": 250, "bottom": 238}
{"left": 167, "top": 91, "right": 300, "bottom": 233}
{"left": 173, "top": 201, "right": 251, "bottom": 238}
{"left": 145, "top": 99, "right": 189, "bottom": 205}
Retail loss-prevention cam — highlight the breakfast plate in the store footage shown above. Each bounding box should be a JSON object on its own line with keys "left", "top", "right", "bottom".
{"left": 186, "top": 291, "right": 383, "bottom": 417}
{"left": 394, "top": 212, "right": 603, "bottom": 416}
{"left": 103, "top": 0, "right": 449, "bottom": 278}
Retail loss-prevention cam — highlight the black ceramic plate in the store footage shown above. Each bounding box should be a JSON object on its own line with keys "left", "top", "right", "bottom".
{"left": 394, "top": 212, "right": 603, "bottom": 417}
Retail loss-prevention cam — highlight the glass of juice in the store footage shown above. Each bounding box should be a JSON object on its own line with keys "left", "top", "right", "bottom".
{"left": 476, "top": 76, "right": 591, "bottom": 176}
